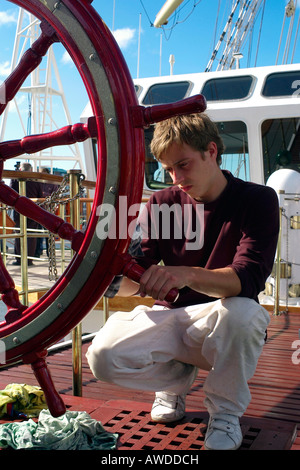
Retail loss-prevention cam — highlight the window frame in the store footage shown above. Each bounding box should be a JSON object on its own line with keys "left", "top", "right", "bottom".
{"left": 141, "top": 80, "right": 192, "bottom": 105}
{"left": 200, "top": 75, "right": 255, "bottom": 102}
{"left": 261, "top": 71, "right": 300, "bottom": 98}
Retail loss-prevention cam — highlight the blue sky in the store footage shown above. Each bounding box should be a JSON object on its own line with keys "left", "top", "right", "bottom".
{"left": 98, "top": 0, "right": 300, "bottom": 76}
{"left": 0, "top": 0, "right": 299, "bottom": 171}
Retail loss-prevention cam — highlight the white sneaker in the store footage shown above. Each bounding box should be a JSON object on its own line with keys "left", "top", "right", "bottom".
{"left": 204, "top": 413, "right": 243, "bottom": 450}
{"left": 151, "top": 392, "right": 186, "bottom": 423}
{"left": 151, "top": 366, "right": 198, "bottom": 423}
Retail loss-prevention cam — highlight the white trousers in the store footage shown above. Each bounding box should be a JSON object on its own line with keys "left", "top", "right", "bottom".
{"left": 86, "top": 297, "right": 270, "bottom": 416}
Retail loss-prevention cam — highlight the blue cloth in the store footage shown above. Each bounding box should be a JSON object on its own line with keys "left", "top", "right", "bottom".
{"left": 0, "top": 409, "right": 118, "bottom": 450}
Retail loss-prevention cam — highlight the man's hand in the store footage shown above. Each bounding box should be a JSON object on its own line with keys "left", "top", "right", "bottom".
{"left": 139, "top": 265, "right": 187, "bottom": 301}
{"left": 139, "top": 264, "right": 242, "bottom": 301}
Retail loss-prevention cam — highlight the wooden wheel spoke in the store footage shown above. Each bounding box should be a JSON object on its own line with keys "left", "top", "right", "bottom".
{"left": 0, "top": 20, "right": 59, "bottom": 116}
{"left": 0, "top": 117, "right": 97, "bottom": 160}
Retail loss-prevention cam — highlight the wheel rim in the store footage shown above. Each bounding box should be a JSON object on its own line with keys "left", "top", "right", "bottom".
{"left": 1, "top": 0, "right": 145, "bottom": 364}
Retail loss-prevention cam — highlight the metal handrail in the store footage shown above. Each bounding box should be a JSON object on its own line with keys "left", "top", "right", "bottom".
{"left": 0, "top": 196, "right": 94, "bottom": 302}
{"left": 0, "top": 170, "right": 96, "bottom": 396}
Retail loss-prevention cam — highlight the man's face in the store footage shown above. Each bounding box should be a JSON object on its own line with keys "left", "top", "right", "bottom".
{"left": 160, "top": 141, "right": 221, "bottom": 203}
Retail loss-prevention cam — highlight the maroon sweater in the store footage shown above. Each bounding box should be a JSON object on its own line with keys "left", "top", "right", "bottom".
{"left": 138, "top": 171, "right": 279, "bottom": 308}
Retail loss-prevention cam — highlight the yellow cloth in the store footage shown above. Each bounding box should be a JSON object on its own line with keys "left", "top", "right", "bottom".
{"left": 0, "top": 383, "right": 47, "bottom": 418}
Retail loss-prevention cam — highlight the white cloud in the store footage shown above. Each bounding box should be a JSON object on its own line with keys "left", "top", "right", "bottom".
{"left": 4, "top": 94, "right": 26, "bottom": 115}
{"left": 113, "top": 27, "right": 136, "bottom": 49}
{"left": 0, "top": 10, "right": 17, "bottom": 25}
{"left": 0, "top": 61, "right": 11, "bottom": 77}
{"left": 59, "top": 28, "right": 136, "bottom": 66}
{"left": 61, "top": 50, "right": 73, "bottom": 65}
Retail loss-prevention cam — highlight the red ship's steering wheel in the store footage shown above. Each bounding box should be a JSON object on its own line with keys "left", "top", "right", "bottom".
{"left": 0, "top": 0, "right": 206, "bottom": 416}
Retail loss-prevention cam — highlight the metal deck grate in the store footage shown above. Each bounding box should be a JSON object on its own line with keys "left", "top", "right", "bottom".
{"left": 101, "top": 408, "right": 297, "bottom": 451}
{"left": 104, "top": 410, "right": 206, "bottom": 450}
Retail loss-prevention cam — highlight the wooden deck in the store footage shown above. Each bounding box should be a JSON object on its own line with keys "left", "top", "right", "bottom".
{"left": 1, "top": 307, "right": 300, "bottom": 450}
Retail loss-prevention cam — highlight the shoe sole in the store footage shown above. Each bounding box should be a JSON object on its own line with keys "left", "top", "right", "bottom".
{"left": 150, "top": 412, "right": 185, "bottom": 423}
{"left": 204, "top": 439, "right": 242, "bottom": 451}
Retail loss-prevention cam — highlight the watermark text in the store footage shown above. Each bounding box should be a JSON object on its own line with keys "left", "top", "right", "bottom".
{"left": 96, "top": 196, "right": 204, "bottom": 250}
{"left": 0, "top": 340, "right": 6, "bottom": 365}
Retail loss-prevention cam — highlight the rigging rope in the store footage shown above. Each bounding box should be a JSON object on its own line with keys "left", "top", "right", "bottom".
{"left": 254, "top": 0, "right": 266, "bottom": 66}
{"left": 291, "top": 6, "right": 300, "bottom": 62}
{"left": 139, "top": 0, "right": 203, "bottom": 41}
{"left": 161, "top": 0, "right": 203, "bottom": 41}
{"left": 205, "top": 0, "right": 240, "bottom": 72}
{"left": 283, "top": 0, "right": 296, "bottom": 63}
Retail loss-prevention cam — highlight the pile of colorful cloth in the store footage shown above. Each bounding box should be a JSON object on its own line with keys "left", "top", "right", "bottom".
{"left": 0, "top": 384, "right": 118, "bottom": 450}
{"left": 0, "top": 383, "right": 47, "bottom": 419}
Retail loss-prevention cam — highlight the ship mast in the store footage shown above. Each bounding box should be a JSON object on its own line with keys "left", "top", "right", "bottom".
{"left": 154, "top": 0, "right": 185, "bottom": 27}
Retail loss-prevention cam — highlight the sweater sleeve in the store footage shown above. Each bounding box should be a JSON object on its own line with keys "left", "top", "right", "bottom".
{"left": 228, "top": 185, "right": 279, "bottom": 299}
{"left": 136, "top": 196, "right": 163, "bottom": 269}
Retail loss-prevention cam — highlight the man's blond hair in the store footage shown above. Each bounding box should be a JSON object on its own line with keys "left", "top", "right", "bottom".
{"left": 150, "top": 113, "right": 224, "bottom": 166}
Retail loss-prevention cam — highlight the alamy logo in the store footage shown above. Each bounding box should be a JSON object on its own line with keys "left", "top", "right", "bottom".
{"left": 292, "top": 340, "right": 300, "bottom": 364}
{"left": 0, "top": 340, "right": 5, "bottom": 365}
{"left": 145, "top": 202, "right": 204, "bottom": 250}
{"left": 96, "top": 196, "right": 204, "bottom": 250}
{"left": 292, "top": 80, "right": 300, "bottom": 97}
{"left": 0, "top": 83, "right": 6, "bottom": 105}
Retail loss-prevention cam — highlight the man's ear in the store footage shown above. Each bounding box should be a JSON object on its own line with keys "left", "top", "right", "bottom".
{"left": 207, "top": 141, "right": 218, "bottom": 160}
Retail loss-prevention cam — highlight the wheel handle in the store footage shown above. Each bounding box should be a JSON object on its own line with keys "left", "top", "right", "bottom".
{"left": 118, "top": 254, "right": 179, "bottom": 303}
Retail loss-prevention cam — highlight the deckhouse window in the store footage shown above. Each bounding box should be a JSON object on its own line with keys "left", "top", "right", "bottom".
{"left": 262, "top": 118, "right": 300, "bottom": 182}
{"left": 217, "top": 121, "right": 249, "bottom": 181}
{"left": 135, "top": 84, "right": 142, "bottom": 97}
{"left": 201, "top": 76, "right": 253, "bottom": 101}
{"left": 142, "top": 81, "right": 190, "bottom": 105}
{"left": 262, "top": 71, "right": 300, "bottom": 97}
{"left": 144, "top": 127, "right": 173, "bottom": 190}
